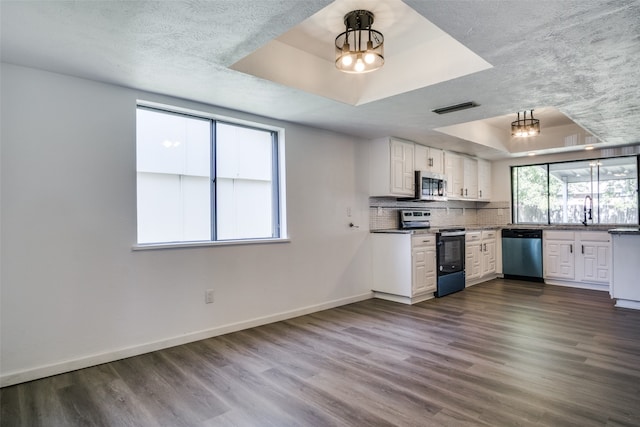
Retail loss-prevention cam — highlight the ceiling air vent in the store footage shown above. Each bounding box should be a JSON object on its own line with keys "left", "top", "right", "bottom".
{"left": 432, "top": 102, "right": 479, "bottom": 115}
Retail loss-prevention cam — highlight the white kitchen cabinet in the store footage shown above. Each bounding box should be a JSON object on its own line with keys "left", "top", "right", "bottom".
{"left": 477, "top": 159, "right": 492, "bottom": 201}
{"left": 444, "top": 151, "right": 463, "bottom": 199}
{"left": 462, "top": 157, "right": 478, "bottom": 199}
{"left": 415, "top": 145, "right": 444, "bottom": 174}
{"left": 372, "top": 233, "right": 436, "bottom": 304}
{"left": 544, "top": 231, "right": 576, "bottom": 280}
{"left": 369, "top": 137, "right": 415, "bottom": 197}
{"left": 466, "top": 230, "right": 498, "bottom": 286}
{"left": 412, "top": 235, "right": 437, "bottom": 295}
{"left": 544, "top": 230, "right": 611, "bottom": 290}
{"left": 445, "top": 152, "right": 482, "bottom": 200}
{"left": 481, "top": 230, "right": 497, "bottom": 277}
{"left": 577, "top": 232, "right": 611, "bottom": 285}
{"left": 465, "top": 232, "right": 482, "bottom": 282}
{"left": 610, "top": 232, "right": 640, "bottom": 309}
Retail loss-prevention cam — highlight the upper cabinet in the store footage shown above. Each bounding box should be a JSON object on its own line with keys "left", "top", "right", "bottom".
{"left": 445, "top": 151, "right": 492, "bottom": 201}
{"left": 370, "top": 137, "right": 415, "bottom": 197}
{"left": 462, "top": 157, "right": 478, "bottom": 199}
{"left": 370, "top": 137, "right": 492, "bottom": 201}
{"left": 477, "top": 159, "right": 492, "bottom": 201}
{"left": 415, "top": 144, "right": 444, "bottom": 174}
{"left": 444, "top": 151, "right": 463, "bottom": 198}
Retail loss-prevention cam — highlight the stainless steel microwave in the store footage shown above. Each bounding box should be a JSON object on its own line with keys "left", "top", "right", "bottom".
{"left": 415, "top": 171, "right": 447, "bottom": 201}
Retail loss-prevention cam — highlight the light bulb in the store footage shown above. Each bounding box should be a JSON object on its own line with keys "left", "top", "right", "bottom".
{"left": 354, "top": 57, "right": 365, "bottom": 72}
{"left": 364, "top": 52, "right": 375, "bottom": 64}
{"left": 341, "top": 54, "right": 353, "bottom": 67}
{"left": 364, "top": 40, "right": 375, "bottom": 64}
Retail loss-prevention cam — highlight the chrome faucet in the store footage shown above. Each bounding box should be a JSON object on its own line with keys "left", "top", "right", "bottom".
{"left": 582, "top": 195, "right": 593, "bottom": 226}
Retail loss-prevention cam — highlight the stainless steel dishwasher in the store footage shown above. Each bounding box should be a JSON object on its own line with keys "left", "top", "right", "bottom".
{"left": 501, "top": 229, "right": 543, "bottom": 282}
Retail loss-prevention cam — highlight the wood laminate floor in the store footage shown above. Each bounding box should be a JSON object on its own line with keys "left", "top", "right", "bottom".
{"left": 2, "top": 279, "right": 640, "bottom": 426}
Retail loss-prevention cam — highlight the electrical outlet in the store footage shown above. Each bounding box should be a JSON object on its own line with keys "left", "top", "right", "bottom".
{"left": 205, "top": 289, "right": 214, "bottom": 304}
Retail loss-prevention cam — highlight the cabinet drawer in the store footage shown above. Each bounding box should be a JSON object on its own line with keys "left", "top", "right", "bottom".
{"left": 544, "top": 230, "right": 574, "bottom": 241}
{"left": 482, "top": 230, "right": 496, "bottom": 239}
{"left": 466, "top": 232, "right": 481, "bottom": 242}
{"left": 579, "top": 231, "right": 610, "bottom": 243}
{"left": 412, "top": 235, "right": 435, "bottom": 247}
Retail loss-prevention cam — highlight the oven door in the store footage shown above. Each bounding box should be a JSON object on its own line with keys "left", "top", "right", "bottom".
{"left": 437, "top": 232, "right": 465, "bottom": 276}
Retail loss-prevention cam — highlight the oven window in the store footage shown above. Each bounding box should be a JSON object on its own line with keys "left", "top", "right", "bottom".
{"left": 438, "top": 236, "right": 465, "bottom": 274}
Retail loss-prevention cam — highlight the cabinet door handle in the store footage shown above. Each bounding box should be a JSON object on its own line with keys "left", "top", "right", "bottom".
{"left": 460, "top": 189, "right": 464, "bottom": 196}
{"left": 581, "top": 245, "right": 584, "bottom": 254}
{"left": 465, "top": 188, "right": 468, "bottom": 196}
{"left": 483, "top": 243, "right": 487, "bottom": 252}
{"left": 429, "top": 157, "right": 433, "bottom": 167}
{"left": 479, "top": 190, "right": 482, "bottom": 198}
{"left": 570, "top": 244, "right": 573, "bottom": 253}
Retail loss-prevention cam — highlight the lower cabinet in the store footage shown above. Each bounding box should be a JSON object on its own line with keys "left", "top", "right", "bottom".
{"left": 372, "top": 233, "right": 436, "bottom": 304}
{"left": 544, "top": 231, "right": 575, "bottom": 280}
{"left": 466, "top": 230, "right": 498, "bottom": 286}
{"left": 610, "top": 233, "right": 640, "bottom": 309}
{"left": 543, "top": 230, "right": 611, "bottom": 290}
{"left": 412, "top": 235, "right": 437, "bottom": 296}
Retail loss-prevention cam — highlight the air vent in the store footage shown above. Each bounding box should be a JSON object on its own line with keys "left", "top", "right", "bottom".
{"left": 432, "top": 102, "right": 479, "bottom": 115}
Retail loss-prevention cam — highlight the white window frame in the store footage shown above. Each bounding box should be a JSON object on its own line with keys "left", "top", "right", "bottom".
{"left": 133, "top": 101, "right": 288, "bottom": 250}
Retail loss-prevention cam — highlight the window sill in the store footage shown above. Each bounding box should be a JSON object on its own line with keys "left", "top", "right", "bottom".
{"left": 132, "top": 237, "right": 290, "bottom": 251}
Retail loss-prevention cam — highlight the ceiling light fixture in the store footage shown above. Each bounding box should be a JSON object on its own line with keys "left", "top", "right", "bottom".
{"left": 511, "top": 110, "right": 540, "bottom": 137}
{"left": 335, "top": 10, "right": 384, "bottom": 74}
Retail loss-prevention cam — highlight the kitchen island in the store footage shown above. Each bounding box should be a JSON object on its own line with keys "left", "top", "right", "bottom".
{"left": 609, "top": 228, "right": 640, "bottom": 310}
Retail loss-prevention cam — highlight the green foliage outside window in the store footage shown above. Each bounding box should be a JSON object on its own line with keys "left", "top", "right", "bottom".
{"left": 512, "top": 156, "right": 638, "bottom": 225}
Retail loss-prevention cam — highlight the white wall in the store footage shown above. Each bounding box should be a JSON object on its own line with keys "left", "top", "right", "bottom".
{"left": 0, "top": 63, "right": 373, "bottom": 386}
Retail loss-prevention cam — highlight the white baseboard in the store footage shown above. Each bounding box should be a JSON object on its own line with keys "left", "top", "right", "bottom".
{"left": 372, "top": 291, "right": 434, "bottom": 305}
{"left": 543, "top": 279, "right": 609, "bottom": 292}
{"left": 0, "top": 292, "right": 373, "bottom": 388}
{"left": 615, "top": 299, "right": 640, "bottom": 310}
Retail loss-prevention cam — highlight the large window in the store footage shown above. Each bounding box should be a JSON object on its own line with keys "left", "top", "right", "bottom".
{"left": 512, "top": 156, "right": 638, "bottom": 225}
{"left": 136, "top": 106, "right": 283, "bottom": 245}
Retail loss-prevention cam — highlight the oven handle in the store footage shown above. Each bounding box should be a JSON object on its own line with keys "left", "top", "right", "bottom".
{"left": 438, "top": 231, "right": 466, "bottom": 237}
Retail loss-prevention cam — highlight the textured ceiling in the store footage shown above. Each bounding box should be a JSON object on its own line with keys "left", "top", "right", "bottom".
{"left": 2, "top": 0, "right": 639, "bottom": 160}
{"left": 230, "top": 0, "right": 492, "bottom": 106}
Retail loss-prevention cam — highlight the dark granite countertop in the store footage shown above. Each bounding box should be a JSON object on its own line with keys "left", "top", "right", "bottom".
{"left": 371, "top": 225, "right": 639, "bottom": 234}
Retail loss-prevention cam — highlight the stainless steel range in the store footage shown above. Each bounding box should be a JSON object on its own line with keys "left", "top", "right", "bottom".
{"left": 399, "top": 210, "right": 431, "bottom": 230}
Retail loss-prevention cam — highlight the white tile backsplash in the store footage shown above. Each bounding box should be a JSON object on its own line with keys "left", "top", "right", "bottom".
{"left": 369, "top": 198, "right": 510, "bottom": 230}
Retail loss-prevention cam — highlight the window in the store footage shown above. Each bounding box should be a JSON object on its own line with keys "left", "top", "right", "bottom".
{"left": 512, "top": 164, "right": 549, "bottom": 223}
{"left": 512, "top": 156, "right": 639, "bottom": 225}
{"left": 136, "top": 105, "right": 283, "bottom": 245}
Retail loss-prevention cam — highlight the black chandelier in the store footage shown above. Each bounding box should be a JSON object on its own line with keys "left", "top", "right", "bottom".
{"left": 335, "top": 10, "right": 384, "bottom": 74}
{"left": 511, "top": 110, "right": 541, "bottom": 137}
